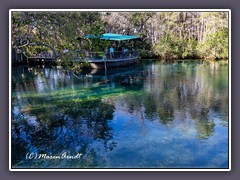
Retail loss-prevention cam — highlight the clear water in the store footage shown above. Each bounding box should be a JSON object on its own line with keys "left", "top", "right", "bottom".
{"left": 11, "top": 60, "right": 229, "bottom": 169}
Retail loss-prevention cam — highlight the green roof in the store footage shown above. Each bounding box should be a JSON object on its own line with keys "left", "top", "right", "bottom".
{"left": 85, "top": 33, "right": 141, "bottom": 41}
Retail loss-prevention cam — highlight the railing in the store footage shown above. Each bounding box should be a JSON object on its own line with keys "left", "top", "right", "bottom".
{"left": 23, "top": 50, "right": 139, "bottom": 62}
{"left": 71, "top": 50, "right": 139, "bottom": 60}
{"left": 21, "top": 51, "right": 57, "bottom": 61}
{"left": 32, "top": 52, "right": 55, "bottom": 58}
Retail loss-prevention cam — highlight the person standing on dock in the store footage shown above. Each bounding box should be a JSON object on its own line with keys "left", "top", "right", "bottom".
{"left": 123, "top": 47, "right": 128, "bottom": 58}
{"left": 110, "top": 46, "right": 115, "bottom": 59}
{"left": 104, "top": 47, "right": 109, "bottom": 59}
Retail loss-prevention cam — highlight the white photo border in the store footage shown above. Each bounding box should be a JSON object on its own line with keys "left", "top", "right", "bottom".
{"left": 9, "top": 9, "right": 231, "bottom": 171}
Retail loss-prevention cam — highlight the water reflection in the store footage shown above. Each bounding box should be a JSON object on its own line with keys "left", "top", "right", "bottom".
{"left": 12, "top": 60, "right": 229, "bottom": 168}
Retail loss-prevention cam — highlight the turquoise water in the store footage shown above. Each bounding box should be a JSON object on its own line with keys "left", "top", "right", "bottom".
{"left": 11, "top": 60, "right": 229, "bottom": 169}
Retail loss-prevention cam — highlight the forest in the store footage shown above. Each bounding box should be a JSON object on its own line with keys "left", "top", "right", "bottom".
{"left": 11, "top": 11, "right": 229, "bottom": 169}
{"left": 11, "top": 11, "right": 229, "bottom": 61}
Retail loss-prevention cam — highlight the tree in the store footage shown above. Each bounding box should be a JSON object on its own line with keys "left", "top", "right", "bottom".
{"left": 12, "top": 11, "right": 229, "bottom": 62}
{"left": 11, "top": 11, "right": 105, "bottom": 59}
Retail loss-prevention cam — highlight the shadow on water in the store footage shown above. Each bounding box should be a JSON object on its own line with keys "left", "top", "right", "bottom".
{"left": 12, "top": 65, "right": 143, "bottom": 168}
{"left": 11, "top": 60, "right": 229, "bottom": 168}
{"left": 12, "top": 94, "right": 115, "bottom": 168}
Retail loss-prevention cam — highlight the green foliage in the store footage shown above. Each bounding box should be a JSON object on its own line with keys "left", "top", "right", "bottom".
{"left": 152, "top": 12, "right": 228, "bottom": 60}
{"left": 12, "top": 11, "right": 105, "bottom": 61}
{"left": 197, "top": 28, "right": 228, "bottom": 59}
{"left": 12, "top": 11, "right": 229, "bottom": 63}
{"left": 154, "top": 33, "right": 198, "bottom": 59}
{"left": 153, "top": 37, "right": 172, "bottom": 59}
{"left": 182, "top": 38, "right": 198, "bottom": 58}
{"left": 139, "top": 50, "right": 156, "bottom": 58}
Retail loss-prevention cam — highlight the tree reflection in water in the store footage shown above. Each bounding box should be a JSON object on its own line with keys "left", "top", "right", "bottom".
{"left": 11, "top": 60, "right": 229, "bottom": 168}
{"left": 12, "top": 97, "right": 115, "bottom": 168}
{"left": 12, "top": 66, "right": 116, "bottom": 168}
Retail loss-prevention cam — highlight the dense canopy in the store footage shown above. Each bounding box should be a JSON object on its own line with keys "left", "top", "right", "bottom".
{"left": 11, "top": 11, "right": 229, "bottom": 61}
